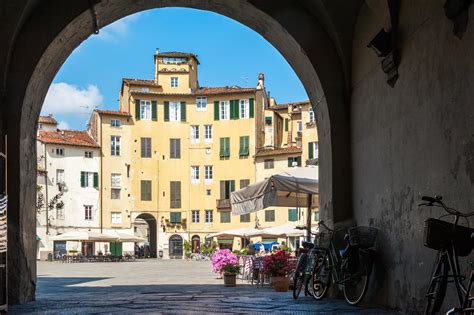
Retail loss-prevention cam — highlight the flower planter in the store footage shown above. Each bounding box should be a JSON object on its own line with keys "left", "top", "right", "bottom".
{"left": 272, "top": 276, "right": 290, "bottom": 292}
{"left": 223, "top": 273, "right": 237, "bottom": 287}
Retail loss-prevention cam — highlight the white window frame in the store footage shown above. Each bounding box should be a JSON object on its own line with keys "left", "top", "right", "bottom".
{"left": 191, "top": 210, "right": 200, "bottom": 223}
{"left": 84, "top": 205, "right": 93, "bottom": 221}
{"left": 312, "top": 141, "right": 319, "bottom": 159}
{"left": 140, "top": 100, "right": 152, "bottom": 120}
{"left": 111, "top": 119, "right": 121, "bottom": 127}
{"left": 111, "top": 173, "right": 121, "bottom": 188}
{"left": 56, "top": 169, "right": 65, "bottom": 184}
{"left": 219, "top": 101, "right": 230, "bottom": 120}
{"left": 308, "top": 108, "right": 315, "bottom": 123}
{"left": 204, "top": 165, "right": 213, "bottom": 184}
{"left": 84, "top": 172, "right": 94, "bottom": 188}
{"left": 297, "top": 121, "right": 303, "bottom": 132}
{"left": 169, "top": 102, "right": 181, "bottom": 122}
{"left": 171, "top": 77, "right": 179, "bottom": 88}
{"left": 239, "top": 99, "right": 249, "bottom": 119}
{"left": 85, "top": 151, "right": 93, "bottom": 158}
{"left": 56, "top": 148, "right": 64, "bottom": 156}
{"left": 190, "top": 125, "right": 200, "bottom": 144}
{"left": 205, "top": 210, "right": 213, "bottom": 223}
{"left": 204, "top": 125, "right": 213, "bottom": 144}
{"left": 111, "top": 136, "right": 120, "bottom": 156}
{"left": 196, "top": 96, "right": 207, "bottom": 111}
{"left": 191, "top": 166, "right": 200, "bottom": 184}
{"left": 111, "top": 212, "right": 122, "bottom": 224}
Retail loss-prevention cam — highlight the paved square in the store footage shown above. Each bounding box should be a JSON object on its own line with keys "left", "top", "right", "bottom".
{"left": 10, "top": 260, "right": 397, "bottom": 314}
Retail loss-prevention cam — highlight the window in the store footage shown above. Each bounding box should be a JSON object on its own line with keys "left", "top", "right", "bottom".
{"left": 191, "top": 166, "right": 200, "bottom": 183}
{"left": 81, "top": 172, "right": 98, "bottom": 188}
{"left": 170, "top": 139, "right": 181, "bottom": 159}
{"left": 205, "top": 210, "right": 213, "bottom": 223}
{"left": 288, "top": 208, "right": 299, "bottom": 221}
{"left": 308, "top": 108, "right": 315, "bottom": 123}
{"left": 38, "top": 123, "right": 43, "bottom": 130}
{"left": 111, "top": 173, "right": 121, "bottom": 187}
{"left": 111, "top": 136, "right": 120, "bottom": 156}
{"left": 84, "top": 151, "right": 93, "bottom": 158}
{"left": 171, "top": 77, "right": 178, "bottom": 87}
{"left": 190, "top": 125, "right": 200, "bottom": 144}
{"left": 285, "top": 118, "right": 289, "bottom": 132}
{"left": 219, "top": 137, "right": 230, "bottom": 158}
{"left": 56, "top": 169, "right": 65, "bottom": 184}
{"left": 314, "top": 211, "right": 320, "bottom": 221}
{"left": 204, "top": 165, "right": 213, "bottom": 182}
{"left": 191, "top": 210, "right": 200, "bottom": 223}
{"left": 170, "top": 212, "right": 182, "bottom": 224}
{"left": 170, "top": 181, "right": 181, "bottom": 208}
{"left": 169, "top": 102, "right": 181, "bottom": 121}
{"left": 141, "top": 137, "right": 152, "bottom": 158}
{"left": 140, "top": 180, "right": 152, "bottom": 201}
{"left": 111, "top": 188, "right": 121, "bottom": 200}
{"left": 264, "top": 159, "right": 274, "bottom": 169}
{"left": 84, "top": 205, "right": 93, "bottom": 220}
{"left": 204, "top": 125, "right": 213, "bottom": 143}
{"left": 111, "top": 119, "right": 121, "bottom": 127}
{"left": 163, "top": 57, "right": 187, "bottom": 64}
{"left": 308, "top": 141, "right": 319, "bottom": 160}
{"left": 206, "top": 189, "right": 211, "bottom": 196}
{"left": 240, "top": 213, "right": 250, "bottom": 222}
{"left": 140, "top": 100, "right": 152, "bottom": 120}
{"left": 219, "top": 101, "right": 230, "bottom": 120}
{"left": 288, "top": 156, "right": 302, "bottom": 167}
{"left": 220, "top": 211, "right": 231, "bottom": 223}
{"left": 265, "top": 210, "right": 275, "bottom": 222}
{"left": 57, "top": 207, "right": 65, "bottom": 220}
{"left": 265, "top": 116, "right": 272, "bottom": 125}
{"left": 297, "top": 121, "right": 303, "bottom": 132}
{"left": 239, "top": 99, "right": 249, "bottom": 119}
{"left": 196, "top": 96, "right": 207, "bottom": 111}
{"left": 239, "top": 136, "right": 250, "bottom": 157}
{"left": 220, "top": 180, "right": 235, "bottom": 199}
{"left": 111, "top": 212, "right": 122, "bottom": 224}
{"left": 56, "top": 148, "right": 64, "bottom": 156}
{"left": 240, "top": 179, "right": 250, "bottom": 189}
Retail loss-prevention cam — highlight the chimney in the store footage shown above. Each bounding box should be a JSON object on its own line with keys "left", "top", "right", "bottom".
{"left": 256, "top": 73, "right": 265, "bottom": 90}
{"left": 154, "top": 48, "right": 159, "bottom": 83}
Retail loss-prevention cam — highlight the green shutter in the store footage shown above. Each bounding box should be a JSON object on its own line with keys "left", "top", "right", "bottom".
{"left": 239, "top": 136, "right": 249, "bottom": 156}
{"left": 234, "top": 100, "right": 240, "bottom": 119}
{"left": 225, "top": 137, "right": 230, "bottom": 157}
{"left": 135, "top": 99, "right": 141, "bottom": 121}
{"left": 180, "top": 101, "right": 186, "bottom": 122}
{"left": 285, "top": 118, "right": 289, "bottom": 131}
{"left": 309, "top": 142, "right": 314, "bottom": 159}
{"left": 151, "top": 101, "right": 157, "bottom": 121}
{"left": 239, "top": 136, "right": 243, "bottom": 156}
{"left": 230, "top": 180, "right": 235, "bottom": 192}
{"left": 164, "top": 101, "right": 169, "bottom": 121}
{"left": 80, "top": 171, "right": 85, "bottom": 187}
{"left": 288, "top": 157, "right": 293, "bottom": 167}
{"left": 93, "top": 172, "right": 99, "bottom": 188}
{"left": 110, "top": 242, "right": 116, "bottom": 255}
{"left": 249, "top": 98, "right": 254, "bottom": 118}
{"left": 288, "top": 209, "right": 298, "bottom": 221}
{"left": 219, "top": 138, "right": 225, "bottom": 157}
{"left": 214, "top": 101, "right": 220, "bottom": 120}
{"left": 229, "top": 100, "right": 235, "bottom": 120}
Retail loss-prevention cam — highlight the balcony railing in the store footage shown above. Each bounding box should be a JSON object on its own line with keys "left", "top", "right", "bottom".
{"left": 216, "top": 198, "right": 231, "bottom": 209}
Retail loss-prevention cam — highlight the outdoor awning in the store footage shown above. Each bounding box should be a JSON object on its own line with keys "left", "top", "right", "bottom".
{"left": 208, "top": 227, "right": 262, "bottom": 238}
{"left": 110, "top": 231, "right": 146, "bottom": 243}
{"left": 231, "top": 166, "right": 319, "bottom": 215}
{"left": 217, "top": 239, "right": 233, "bottom": 244}
{"left": 50, "top": 231, "right": 118, "bottom": 242}
{"left": 246, "top": 223, "right": 308, "bottom": 238}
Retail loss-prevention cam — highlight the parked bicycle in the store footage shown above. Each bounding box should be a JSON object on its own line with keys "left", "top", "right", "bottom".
{"left": 311, "top": 220, "right": 378, "bottom": 305}
{"left": 292, "top": 228, "right": 319, "bottom": 299}
{"left": 419, "top": 195, "right": 474, "bottom": 314}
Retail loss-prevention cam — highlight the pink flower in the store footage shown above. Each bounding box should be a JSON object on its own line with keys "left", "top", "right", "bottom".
{"left": 211, "top": 249, "right": 238, "bottom": 273}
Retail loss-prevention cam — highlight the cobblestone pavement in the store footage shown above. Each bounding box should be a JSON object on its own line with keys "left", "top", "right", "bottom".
{"left": 10, "top": 260, "right": 398, "bottom": 314}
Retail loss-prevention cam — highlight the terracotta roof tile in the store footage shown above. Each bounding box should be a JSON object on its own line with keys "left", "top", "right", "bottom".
{"left": 195, "top": 86, "right": 256, "bottom": 95}
{"left": 38, "top": 115, "right": 57, "bottom": 125}
{"left": 38, "top": 130, "right": 99, "bottom": 148}
{"left": 122, "top": 78, "right": 161, "bottom": 87}
{"left": 95, "top": 110, "right": 131, "bottom": 117}
{"left": 255, "top": 147, "right": 302, "bottom": 157}
{"left": 271, "top": 100, "right": 310, "bottom": 110}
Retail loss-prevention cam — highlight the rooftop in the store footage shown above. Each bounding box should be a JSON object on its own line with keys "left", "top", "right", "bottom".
{"left": 122, "top": 78, "right": 161, "bottom": 87}
{"left": 38, "top": 115, "right": 57, "bottom": 125}
{"left": 270, "top": 100, "right": 310, "bottom": 110}
{"left": 255, "top": 146, "right": 302, "bottom": 157}
{"left": 156, "top": 51, "right": 200, "bottom": 64}
{"left": 37, "top": 130, "right": 99, "bottom": 148}
{"left": 95, "top": 109, "right": 131, "bottom": 117}
{"left": 129, "top": 85, "right": 256, "bottom": 96}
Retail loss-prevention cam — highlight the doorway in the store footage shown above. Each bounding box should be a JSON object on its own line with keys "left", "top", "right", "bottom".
{"left": 169, "top": 235, "right": 183, "bottom": 259}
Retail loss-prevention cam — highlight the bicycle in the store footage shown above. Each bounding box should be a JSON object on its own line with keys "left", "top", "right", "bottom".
{"left": 311, "top": 220, "right": 378, "bottom": 305}
{"left": 292, "top": 228, "right": 320, "bottom": 300}
{"left": 419, "top": 195, "right": 474, "bottom": 314}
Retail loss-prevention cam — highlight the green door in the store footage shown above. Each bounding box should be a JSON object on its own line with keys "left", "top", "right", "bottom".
{"left": 110, "top": 242, "right": 123, "bottom": 256}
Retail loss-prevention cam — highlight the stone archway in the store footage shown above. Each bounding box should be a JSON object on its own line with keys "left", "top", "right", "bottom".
{"left": 3, "top": 0, "right": 351, "bottom": 304}
{"left": 168, "top": 234, "right": 183, "bottom": 259}
{"left": 133, "top": 213, "right": 157, "bottom": 257}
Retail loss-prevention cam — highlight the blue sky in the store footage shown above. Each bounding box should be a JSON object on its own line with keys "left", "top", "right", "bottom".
{"left": 42, "top": 8, "right": 307, "bottom": 130}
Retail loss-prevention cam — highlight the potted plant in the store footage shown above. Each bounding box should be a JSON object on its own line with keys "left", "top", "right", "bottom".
{"left": 211, "top": 249, "right": 238, "bottom": 279}
{"left": 263, "top": 250, "right": 293, "bottom": 292}
{"left": 221, "top": 263, "right": 241, "bottom": 287}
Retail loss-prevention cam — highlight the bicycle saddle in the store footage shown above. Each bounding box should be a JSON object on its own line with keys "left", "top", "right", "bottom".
{"left": 302, "top": 241, "right": 315, "bottom": 249}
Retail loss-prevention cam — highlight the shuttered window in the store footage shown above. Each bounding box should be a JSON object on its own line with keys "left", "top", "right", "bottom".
{"left": 141, "top": 138, "right": 152, "bottom": 158}
{"left": 288, "top": 156, "right": 302, "bottom": 167}
{"left": 249, "top": 98, "right": 254, "bottom": 118}
{"left": 164, "top": 101, "right": 170, "bottom": 121}
{"left": 140, "top": 180, "right": 152, "bottom": 201}
{"left": 239, "top": 136, "right": 249, "bottom": 156}
{"left": 170, "top": 139, "right": 181, "bottom": 159}
{"left": 285, "top": 118, "right": 289, "bottom": 131}
{"left": 220, "top": 211, "right": 231, "bottom": 223}
{"left": 264, "top": 159, "right": 274, "bottom": 169}
{"left": 240, "top": 179, "right": 250, "bottom": 189}
{"left": 220, "top": 180, "right": 235, "bottom": 199}
{"left": 288, "top": 208, "right": 298, "bottom": 221}
{"left": 151, "top": 101, "right": 157, "bottom": 121}
{"left": 81, "top": 172, "right": 98, "bottom": 188}
{"left": 240, "top": 213, "right": 250, "bottom": 222}
{"left": 180, "top": 101, "right": 187, "bottom": 122}
{"left": 170, "top": 181, "right": 181, "bottom": 208}
{"left": 265, "top": 210, "right": 275, "bottom": 222}
{"left": 135, "top": 99, "right": 141, "bottom": 121}
{"left": 170, "top": 212, "right": 182, "bottom": 224}
{"left": 219, "top": 137, "right": 230, "bottom": 158}
{"left": 214, "top": 101, "right": 219, "bottom": 120}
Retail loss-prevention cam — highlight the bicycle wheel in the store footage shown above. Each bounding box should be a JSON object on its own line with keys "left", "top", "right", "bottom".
{"left": 425, "top": 253, "right": 448, "bottom": 315}
{"left": 311, "top": 253, "right": 331, "bottom": 300}
{"left": 343, "top": 250, "right": 370, "bottom": 305}
{"left": 293, "top": 256, "right": 306, "bottom": 300}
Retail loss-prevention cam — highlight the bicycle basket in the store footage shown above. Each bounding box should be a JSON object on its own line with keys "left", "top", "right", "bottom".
{"left": 348, "top": 226, "right": 378, "bottom": 248}
{"left": 315, "top": 231, "right": 332, "bottom": 249}
{"left": 423, "top": 218, "right": 473, "bottom": 257}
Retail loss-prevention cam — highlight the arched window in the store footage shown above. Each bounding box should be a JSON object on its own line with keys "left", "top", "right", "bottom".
{"left": 308, "top": 107, "right": 315, "bottom": 123}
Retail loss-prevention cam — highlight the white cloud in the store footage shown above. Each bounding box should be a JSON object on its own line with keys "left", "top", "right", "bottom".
{"left": 57, "top": 121, "right": 70, "bottom": 130}
{"left": 94, "top": 13, "right": 142, "bottom": 42}
{"left": 42, "top": 83, "right": 103, "bottom": 115}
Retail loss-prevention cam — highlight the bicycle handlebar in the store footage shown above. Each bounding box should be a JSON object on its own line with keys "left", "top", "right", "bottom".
{"left": 420, "top": 195, "right": 474, "bottom": 218}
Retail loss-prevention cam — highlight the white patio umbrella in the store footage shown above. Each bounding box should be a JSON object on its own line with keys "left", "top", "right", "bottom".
{"left": 246, "top": 223, "right": 308, "bottom": 238}
{"left": 50, "top": 231, "right": 118, "bottom": 242}
{"left": 208, "top": 227, "right": 262, "bottom": 238}
{"left": 110, "top": 231, "right": 146, "bottom": 243}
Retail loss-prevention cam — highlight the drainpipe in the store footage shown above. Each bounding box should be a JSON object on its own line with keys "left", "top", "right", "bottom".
{"left": 44, "top": 142, "right": 49, "bottom": 235}
{"left": 99, "top": 115, "right": 103, "bottom": 233}
{"left": 306, "top": 194, "right": 312, "bottom": 242}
